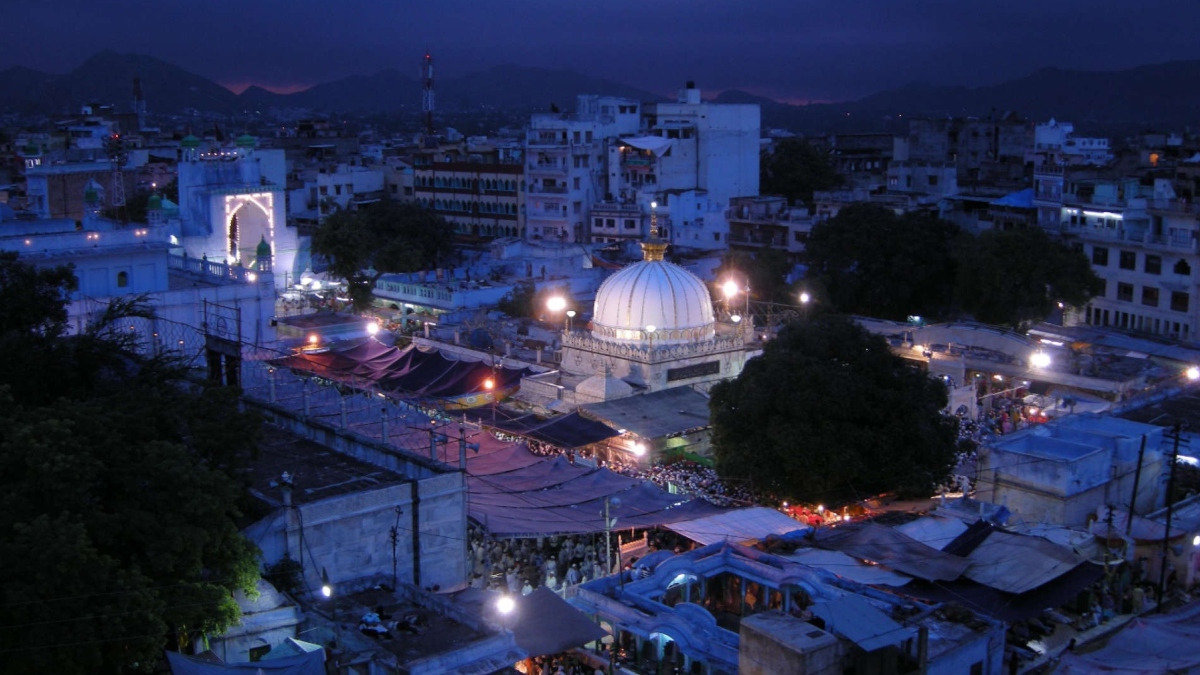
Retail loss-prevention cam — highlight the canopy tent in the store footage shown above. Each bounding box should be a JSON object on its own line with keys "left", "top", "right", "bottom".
{"left": 268, "top": 340, "right": 532, "bottom": 405}
{"left": 487, "top": 410, "right": 620, "bottom": 449}
{"left": 662, "top": 507, "right": 810, "bottom": 546}
{"left": 509, "top": 587, "right": 609, "bottom": 657}
{"left": 900, "top": 561, "right": 1105, "bottom": 624}
{"left": 893, "top": 516, "right": 968, "bottom": 551}
{"left": 1051, "top": 601, "right": 1200, "bottom": 674}
{"left": 963, "top": 529, "right": 1091, "bottom": 594}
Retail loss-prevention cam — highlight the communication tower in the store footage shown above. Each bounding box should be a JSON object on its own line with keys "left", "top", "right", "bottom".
{"left": 421, "top": 52, "right": 435, "bottom": 137}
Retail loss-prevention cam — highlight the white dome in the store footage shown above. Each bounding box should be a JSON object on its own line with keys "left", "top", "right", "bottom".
{"left": 591, "top": 260, "right": 715, "bottom": 345}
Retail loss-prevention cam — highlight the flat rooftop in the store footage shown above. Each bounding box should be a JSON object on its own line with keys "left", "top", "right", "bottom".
{"left": 248, "top": 424, "right": 409, "bottom": 507}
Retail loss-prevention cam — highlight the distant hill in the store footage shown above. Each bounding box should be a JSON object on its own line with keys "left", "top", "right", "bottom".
{"left": 3, "top": 53, "right": 1200, "bottom": 134}
{"left": 757, "top": 61, "right": 1200, "bottom": 134}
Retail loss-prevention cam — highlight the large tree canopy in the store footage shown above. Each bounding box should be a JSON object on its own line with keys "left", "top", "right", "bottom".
{"left": 312, "top": 201, "right": 454, "bottom": 309}
{"left": 760, "top": 138, "right": 842, "bottom": 206}
{"left": 713, "top": 248, "right": 794, "bottom": 306}
{"left": 955, "top": 227, "right": 1102, "bottom": 328}
{"left": 710, "top": 315, "right": 959, "bottom": 503}
{"left": 0, "top": 253, "right": 262, "bottom": 673}
{"left": 804, "top": 203, "right": 963, "bottom": 322}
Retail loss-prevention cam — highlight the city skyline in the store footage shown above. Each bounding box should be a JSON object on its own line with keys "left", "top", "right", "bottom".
{"left": 4, "top": 0, "right": 1200, "bottom": 103}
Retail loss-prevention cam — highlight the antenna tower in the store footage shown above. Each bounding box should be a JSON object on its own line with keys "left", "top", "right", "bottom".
{"left": 421, "top": 52, "right": 435, "bottom": 136}
{"left": 104, "top": 133, "right": 128, "bottom": 217}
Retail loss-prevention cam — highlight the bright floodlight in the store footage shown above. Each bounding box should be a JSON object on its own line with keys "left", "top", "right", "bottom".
{"left": 1194, "top": 535, "right": 1200, "bottom": 547}
{"left": 321, "top": 583, "right": 332, "bottom": 598}
{"left": 1031, "top": 352, "right": 1051, "bottom": 368}
{"left": 496, "top": 595, "right": 515, "bottom": 615}
{"left": 632, "top": 443, "right": 646, "bottom": 457}
{"left": 650, "top": 201, "right": 657, "bottom": 209}
{"left": 547, "top": 296, "right": 567, "bottom": 312}
{"left": 721, "top": 280, "right": 739, "bottom": 299}
{"left": 366, "top": 322, "right": 380, "bottom": 336}
{"left": 799, "top": 291, "right": 811, "bottom": 304}
{"left": 308, "top": 334, "right": 319, "bottom": 345}
{"left": 1187, "top": 367, "right": 1200, "bottom": 381}
{"left": 311, "top": 280, "right": 322, "bottom": 291}
{"left": 566, "top": 310, "right": 576, "bottom": 318}
{"left": 730, "top": 314, "right": 742, "bottom": 324}
{"left": 483, "top": 378, "right": 495, "bottom": 391}
{"left": 645, "top": 325, "right": 656, "bottom": 334}
{"left": 246, "top": 272, "right": 257, "bottom": 282}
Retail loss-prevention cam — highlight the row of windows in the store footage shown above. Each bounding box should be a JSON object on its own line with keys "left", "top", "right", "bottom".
{"left": 1091, "top": 246, "right": 1189, "bottom": 276}
{"left": 415, "top": 176, "right": 519, "bottom": 192}
{"left": 593, "top": 217, "right": 639, "bottom": 230}
{"left": 418, "top": 198, "right": 518, "bottom": 215}
{"left": 1087, "top": 306, "right": 1190, "bottom": 339}
{"left": 1111, "top": 282, "right": 1189, "bottom": 312}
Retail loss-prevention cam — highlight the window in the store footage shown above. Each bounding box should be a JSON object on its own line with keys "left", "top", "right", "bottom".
{"left": 1142, "top": 287, "right": 1159, "bottom": 307}
{"left": 1175, "top": 259, "right": 1192, "bottom": 276}
{"left": 1172, "top": 291, "right": 1189, "bottom": 312}
{"left": 928, "top": 174, "right": 939, "bottom": 186}
{"left": 624, "top": 219, "right": 636, "bottom": 230}
{"left": 1146, "top": 255, "right": 1162, "bottom": 275}
{"left": 249, "top": 645, "right": 270, "bottom": 662}
{"left": 714, "top": 232, "right": 721, "bottom": 241}
{"left": 116, "top": 271, "right": 129, "bottom": 288}
{"left": 573, "top": 202, "right": 582, "bottom": 214}
{"left": 1092, "top": 246, "right": 1109, "bottom": 266}
{"left": 1117, "top": 283, "right": 1133, "bottom": 302}
{"left": 1119, "top": 250, "right": 1136, "bottom": 270}
{"left": 573, "top": 177, "right": 581, "bottom": 190}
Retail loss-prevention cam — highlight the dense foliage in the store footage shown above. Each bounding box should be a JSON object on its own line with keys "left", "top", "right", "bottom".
{"left": 955, "top": 227, "right": 1104, "bottom": 328}
{"left": 710, "top": 315, "right": 959, "bottom": 503}
{"left": 804, "top": 204, "right": 1102, "bottom": 327}
{"left": 760, "top": 138, "right": 842, "bottom": 206}
{"left": 312, "top": 201, "right": 454, "bottom": 309}
{"left": 713, "top": 248, "right": 794, "bottom": 305}
{"left": 0, "top": 252, "right": 262, "bottom": 673}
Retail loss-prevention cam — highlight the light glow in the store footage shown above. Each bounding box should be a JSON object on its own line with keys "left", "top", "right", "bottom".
{"left": 366, "top": 322, "right": 380, "bottom": 336}
{"left": 1031, "top": 352, "right": 1051, "bottom": 368}
{"left": 496, "top": 595, "right": 515, "bottom": 615}
{"left": 1187, "top": 367, "right": 1200, "bottom": 381}
{"left": 799, "top": 292, "right": 811, "bottom": 304}
{"left": 721, "top": 280, "right": 739, "bottom": 299}
{"left": 547, "top": 296, "right": 567, "bottom": 312}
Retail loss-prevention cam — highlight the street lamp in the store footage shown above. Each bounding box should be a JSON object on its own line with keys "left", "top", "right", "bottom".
{"left": 645, "top": 324, "right": 656, "bottom": 350}
{"left": 566, "top": 309, "right": 576, "bottom": 332}
{"left": 320, "top": 567, "right": 333, "bottom": 598}
{"left": 366, "top": 321, "right": 380, "bottom": 336}
{"left": 1031, "top": 352, "right": 1051, "bottom": 369}
{"left": 799, "top": 291, "right": 812, "bottom": 321}
{"left": 483, "top": 377, "right": 496, "bottom": 423}
{"left": 1187, "top": 366, "right": 1200, "bottom": 381}
{"left": 547, "top": 295, "right": 568, "bottom": 334}
{"left": 496, "top": 594, "right": 515, "bottom": 616}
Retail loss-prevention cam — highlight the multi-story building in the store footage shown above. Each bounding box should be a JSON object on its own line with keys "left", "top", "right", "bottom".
{"left": 726, "top": 195, "right": 812, "bottom": 260}
{"left": 412, "top": 138, "right": 525, "bottom": 241}
{"left": 1027, "top": 118, "right": 1112, "bottom": 167}
{"left": 898, "top": 115, "right": 1031, "bottom": 189}
{"left": 525, "top": 95, "right": 641, "bottom": 243}
{"left": 526, "top": 85, "right": 761, "bottom": 247}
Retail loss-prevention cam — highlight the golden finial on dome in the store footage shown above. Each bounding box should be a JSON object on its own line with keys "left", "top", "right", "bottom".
{"left": 641, "top": 199, "right": 667, "bottom": 262}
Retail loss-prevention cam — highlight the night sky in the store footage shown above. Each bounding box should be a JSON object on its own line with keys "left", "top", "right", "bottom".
{"left": 4, "top": 0, "right": 1199, "bottom": 102}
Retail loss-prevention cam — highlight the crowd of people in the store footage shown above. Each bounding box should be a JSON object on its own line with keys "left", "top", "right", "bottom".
{"left": 466, "top": 526, "right": 614, "bottom": 595}
{"left": 643, "top": 461, "right": 756, "bottom": 507}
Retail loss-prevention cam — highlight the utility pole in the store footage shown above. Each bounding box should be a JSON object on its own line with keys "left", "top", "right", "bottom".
{"left": 1126, "top": 433, "right": 1148, "bottom": 536}
{"left": 1157, "top": 422, "right": 1183, "bottom": 611}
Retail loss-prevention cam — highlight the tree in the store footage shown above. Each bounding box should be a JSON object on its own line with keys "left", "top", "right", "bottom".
{"left": 955, "top": 227, "right": 1103, "bottom": 328}
{"left": 804, "top": 204, "right": 962, "bottom": 321}
{"left": 760, "top": 138, "right": 842, "bottom": 206}
{"left": 312, "top": 201, "right": 454, "bottom": 310}
{"left": 710, "top": 315, "right": 959, "bottom": 503}
{"left": 0, "top": 254, "right": 262, "bottom": 673}
{"left": 714, "top": 248, "right": 793, "bottom": 305}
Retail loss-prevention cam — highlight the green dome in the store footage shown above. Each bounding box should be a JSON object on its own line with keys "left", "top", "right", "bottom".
{"left": 84, "top": 187, "right": 99, "bottom": 203}
{"left": 235, "top": 134, "right": 257, "bottom": 148}
{"left": 256, "top": 235, "right": 272, "bottom": 258}
{"left": 147, "top": 193, "right": 163, "bottom": 209}
{"left": 180, "top": 135, "right": 201, "bottom": 148}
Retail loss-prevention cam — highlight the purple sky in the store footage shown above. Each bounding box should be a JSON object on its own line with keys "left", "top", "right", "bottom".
{"left": 4, "top": 0, "right": 1199, "bottom": 102}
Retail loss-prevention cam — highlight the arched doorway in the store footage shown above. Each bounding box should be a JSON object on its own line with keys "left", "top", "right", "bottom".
{"left": 226, "top": 197, "right": 272, "bottom": 266}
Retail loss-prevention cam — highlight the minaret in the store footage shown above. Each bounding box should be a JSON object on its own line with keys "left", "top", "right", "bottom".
{"left": 254, "top": 235, "right": 273, "bottom": 273}
{"left": 640, "top": 199, "right": 667, "bottom": 262}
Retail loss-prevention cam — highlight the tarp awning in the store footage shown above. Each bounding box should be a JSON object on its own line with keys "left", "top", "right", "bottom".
{"left": 811, "top": 593, "right": 917, "bottom": 653}
{"left": 784, "top": 548, "right": 911, "bottom": 587}
{"left": 488, "top": 410, "right": 619, "bottom": 449}
{"left": 166, "top": 650, "right": 325, "bottom": 675}
{"left": 1052, "top": 601, "right": 1200, "bottom": 674}
{"left": 813, "top": 522, "right": 970, "bottom": 582}
{"left": 663, "top": 507, "right": 809, "bottom": 545}
{"left": 509, "top": 587, "right": 609, "bottom": 657}
{"left": 619, "top": 135, "right": 675, "bottom": 157}
{"left": 581, "top": 388, "right": 712, "bottom": 439}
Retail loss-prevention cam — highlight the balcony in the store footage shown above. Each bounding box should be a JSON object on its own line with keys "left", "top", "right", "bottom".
{"left": 622, "top": 157, "right": 653, "bottom": 171}
{"left": 527, "top": 208, "right": 568, "bottom": 222}
{"left": 528, "top": 184, "right": 569, "bottom": 195}
{"left": 527, "top": 162, "right": 568, "bottom": 176}
{"left": 1148, "top": 199, "right": 1200, "bottom": 216}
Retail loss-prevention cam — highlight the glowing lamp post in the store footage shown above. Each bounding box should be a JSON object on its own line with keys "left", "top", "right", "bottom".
{"left": 566, "top": 309, "right": 576, "bottom": 332}
{"left": 799, "top": 291, "right": 811, "bottom": 320}
{"left": 484, "top": 377, "right": 496, "bottom": 423}
{"left": 366, "top": 321, "right": 380, "bottom": 337}
{"left": 1187, "top": 366, "right": 1200, "bottom": 382}
{"left": 1030, "top": 352, "right": 1051, "bottom": 369}
{"left": 645, "top": 324, "right": 656, "bottom": 350}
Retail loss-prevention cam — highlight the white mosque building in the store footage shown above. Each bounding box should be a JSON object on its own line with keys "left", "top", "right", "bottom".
{"left": 523, "top": 220, "right": 748, "bottom": 407}
{"left": 176, "top": 134, "right": 301, "bottom": 289}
